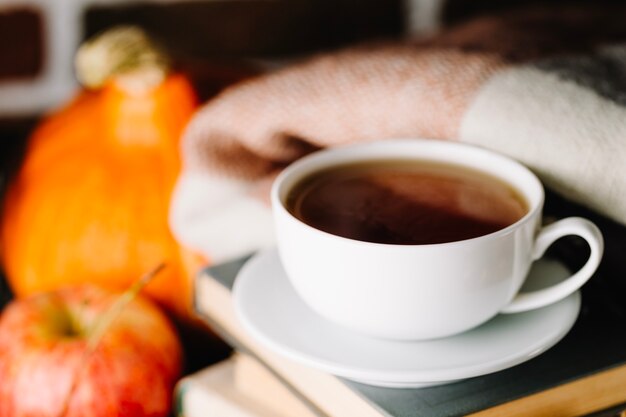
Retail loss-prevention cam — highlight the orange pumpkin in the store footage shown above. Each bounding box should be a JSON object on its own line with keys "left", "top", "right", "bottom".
{"left": 0, "top": 27, "right": 200, "bottom": 319}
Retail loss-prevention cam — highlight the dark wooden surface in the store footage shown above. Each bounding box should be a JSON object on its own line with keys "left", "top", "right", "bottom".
{"left": 0, "top": 118, "right": 32, "bottom": 311}
{"left": 85, "top": 0, "right": 405, "bottom": 59}
{"left": 0, "top": 118, "right": 29, "bottom": 309}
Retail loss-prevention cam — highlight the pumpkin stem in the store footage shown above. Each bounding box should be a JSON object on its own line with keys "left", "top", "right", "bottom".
{"left": 75, "top": 26, "right": 169, "bottom": 93}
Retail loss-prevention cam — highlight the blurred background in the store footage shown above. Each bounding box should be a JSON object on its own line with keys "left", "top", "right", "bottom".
{"left": 2, "top": 0, "right": 611, "bottom": 117}
{"left": 1, "top": 0, "right": 617, "bottom": 181}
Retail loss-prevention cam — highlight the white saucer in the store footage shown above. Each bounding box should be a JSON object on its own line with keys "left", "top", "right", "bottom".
{"left": 233, "top": 249, "right": 581, "bottom": 388}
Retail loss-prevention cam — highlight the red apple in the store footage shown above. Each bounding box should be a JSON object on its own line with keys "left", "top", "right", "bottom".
{"left": 0, "top": 285, "right": 183, "bottom": 417}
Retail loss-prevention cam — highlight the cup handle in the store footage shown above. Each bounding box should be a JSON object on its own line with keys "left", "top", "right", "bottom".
{"left": 501, "top": 217, "right": 604, "bottom": 314}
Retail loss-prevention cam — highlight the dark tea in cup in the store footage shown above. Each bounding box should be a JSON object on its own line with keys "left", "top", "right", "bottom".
{"left": 286, "top": 159, "right": 528, "bottom": 245}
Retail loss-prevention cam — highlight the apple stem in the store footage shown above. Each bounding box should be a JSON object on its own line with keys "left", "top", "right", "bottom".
{"left": 86, "top": 263, "right": 167, "bottom": 351}
{"left": 57, "top": 263, "right": 168, "bottom": 417}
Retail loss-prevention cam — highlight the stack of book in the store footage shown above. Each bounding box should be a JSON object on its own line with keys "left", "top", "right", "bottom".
{"left": 175, "top": 191, "right": 626, "bottom": 417}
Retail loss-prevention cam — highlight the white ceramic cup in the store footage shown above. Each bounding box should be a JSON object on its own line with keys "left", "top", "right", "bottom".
{"left": 271, "top": 139, "right": 604, "bottom": 340}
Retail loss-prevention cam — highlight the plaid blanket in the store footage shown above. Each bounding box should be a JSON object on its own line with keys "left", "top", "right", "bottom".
{"left": 170, "top": 5, "right": 626, "bottom": 263}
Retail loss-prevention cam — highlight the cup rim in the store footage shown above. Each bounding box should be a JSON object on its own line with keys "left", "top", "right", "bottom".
{"left": 271, "top": 138, "right": 544, "bottom": 249}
